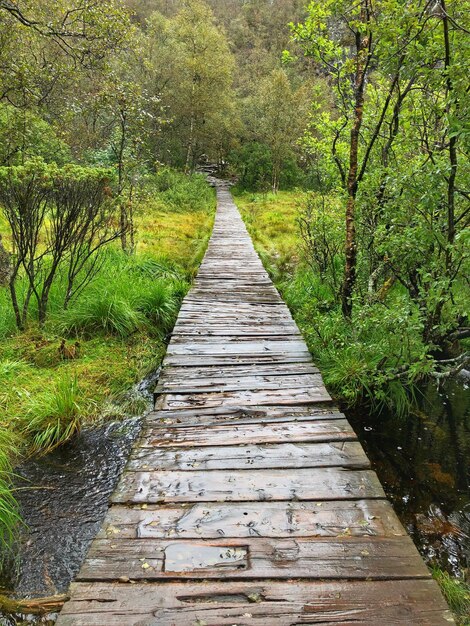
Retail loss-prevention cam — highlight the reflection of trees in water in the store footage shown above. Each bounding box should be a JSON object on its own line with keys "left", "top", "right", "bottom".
{"left": 349, "top": 379, "right": 470, "bottom": 574}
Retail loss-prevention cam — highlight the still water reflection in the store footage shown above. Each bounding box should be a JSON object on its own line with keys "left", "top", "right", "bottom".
{"left": 349, "top": 377, "right": 470, "bottom": 577}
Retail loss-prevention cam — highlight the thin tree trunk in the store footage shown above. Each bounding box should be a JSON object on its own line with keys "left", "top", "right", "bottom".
{"left": 441, "top": 0, "right": 457, "bottom": 267}
{"left": 117, "top": 109, "right": 128, "bottom": 253}
{"left": 341, "top": 2, "right": 370, "bottom": 319}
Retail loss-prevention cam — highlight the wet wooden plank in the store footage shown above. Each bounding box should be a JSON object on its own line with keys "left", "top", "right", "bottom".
{"left": 112, "top": 468, "right": 385, "bottom": 504}
{"left": 57, "top": 579, "right": 455, "bottom": 626}
{"left": 156, "top": 373, "right": 323, "bottom": 395}
{"left": 159, "top": 362, "right": 319, "bottom": 381}
{"left": 150, "top": 404, "right": 345, "bottom": 427}
{"left": 164, "top": 353, "right": 315, "bottom": 367}
{"left": 127, "top": 441, "right": 369, "bottom": 471}
{"left": 159, "top": 387, "right": 332, "bottom": 410}
{"left": 98, "top": 500, "right": 405, "bottom": 539}
{"left": 78, "top": 536, "right": 430, "bottom": 581}
{"left": 141, "top": 418, "right": 355, "bottom": 447}
{"left": 166, "top": 340, "right": 310, "bottom": 356}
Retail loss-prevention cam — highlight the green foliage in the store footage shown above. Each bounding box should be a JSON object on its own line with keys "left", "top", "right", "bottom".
{"left": 433, "top": 568, "right": 470, "bottom": 625}
{"left": 0, "top": 104, "right": 70, "bottom": 166}
{"left": 238, "top": 191, "right": 441, "bottom": 415}
{"left": 23, "top": 374, "right": 85, "bottom": 454}
{"left": 0, "top": 426, "right": 21, "bottom": 565}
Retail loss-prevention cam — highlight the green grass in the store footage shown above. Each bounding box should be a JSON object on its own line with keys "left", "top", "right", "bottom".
{"left": 433, "top": 568, "right": 470, "bottom": 625}
{"left": 0, "top": 427, "right": 21, "bottom": 570}
{"left": 23, "top": 374, "right": 85, "bottom": 454}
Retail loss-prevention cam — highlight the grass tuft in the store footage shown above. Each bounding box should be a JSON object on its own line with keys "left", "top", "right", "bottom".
{"left": 22, "top": 374, "right": 88, "bottom": 453}
{"left": 60, "top": 292, "right": 145, "bottom": 338}
{"left": 433, "top": 568, "right": 470, "bottom": 625}
{"left": 0, "top": 427, "right": 21, "bottom": 567}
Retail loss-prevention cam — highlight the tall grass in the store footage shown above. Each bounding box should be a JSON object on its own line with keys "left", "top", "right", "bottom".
{"left": 0, "top": 427, "right": 21, "bottom": 565}
{"left": 433, "top": 568, "right": 470, "bottom": 625}
{"left": 22, "top": 374, "right": 86, "bottom": 453}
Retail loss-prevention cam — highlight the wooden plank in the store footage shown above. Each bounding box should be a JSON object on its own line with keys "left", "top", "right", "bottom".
{"left": 150, "top": 404, "right": 345, "bottom": 427}
{"left": 77, "top": 536, "right": 430, "bottom": 581}
{"left": 156, "top": 373, "right": 323, "bottom": 394}
{"left": 127, "top": 441, "right": 369, "bottom": 471}
{"left": 141, "top": 418, "right": 355, "bottom": 447}
{"left": 170, "top": 334, "right": 304, "bottom": 344}
{"left": 164, "top": 353, "right": 315, "bottom": 367}
{"left": 98, "top": 500, "right": 405, "bottom": 539}
{"left": 159, "top": 362, "right": 319, "bottom": 380}
{"left": 159, "top": 388, "right": 332, "bottom": 410}
{"left": 166, "top": 340, "right": 309, "bottom": 356}
{"left": 57, "top": 580, "right": 455, "bottom": 626}
{"left": 111, "top": 468, "right": 385, "bottom": 503}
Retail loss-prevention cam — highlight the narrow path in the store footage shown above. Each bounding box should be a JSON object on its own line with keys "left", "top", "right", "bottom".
{"left": 57, "top": 183, "right": 453, "bottom": 625}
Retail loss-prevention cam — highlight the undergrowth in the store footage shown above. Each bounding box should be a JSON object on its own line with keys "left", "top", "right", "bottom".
{"left": 0, "top": 170, "right": 215, "bottom": 567}
{"left": 235, "top": 190, "right": 436, "bottom": 415}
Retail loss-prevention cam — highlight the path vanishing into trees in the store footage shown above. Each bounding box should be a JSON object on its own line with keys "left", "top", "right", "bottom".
{"left": 57, "top": 181, "right": 453, "bottom": 625}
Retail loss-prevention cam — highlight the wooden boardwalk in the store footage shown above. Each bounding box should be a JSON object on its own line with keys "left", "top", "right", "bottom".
{"left": 57, "top": 183, "right": 453, "bottom": 625}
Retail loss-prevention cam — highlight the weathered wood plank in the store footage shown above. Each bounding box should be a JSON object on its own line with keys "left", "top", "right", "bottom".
{"left": 156, "top": 373, "right": 323, "bottom": 394}
{"left": 78, "top": 536, "right": 430, "bottom": 581}
{"left": 149, "top": 404, "right": 346, "bottom": 427}
{"left": 164, "top": 353, "right": 315, "bottom": 367}
{"left": 98, "top": 500, "right": 405, "bottom": 539}
{"left": 158, "top": 388, "right": 332, "bottom": 410}
{"left": 112, "top": 468, "right": 385, "bottom": 503}
{"left": 166, "top": 340, "right": 310, "bottom": 356}
{"left": 141, "top": 418, "right": 355, "bottom": 447}
{"left": 127, "top": 441, "right": 369, "bottom": 472}
{"left": 159, "top": 362, "right": 320, "bottom": 381}
{"left": 56, "top": 580, "right": 455, "bottom": 626}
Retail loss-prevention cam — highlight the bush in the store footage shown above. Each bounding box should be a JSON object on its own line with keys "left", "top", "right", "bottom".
{"left": 139, "top": 168, "right": 215, "bottom": 213}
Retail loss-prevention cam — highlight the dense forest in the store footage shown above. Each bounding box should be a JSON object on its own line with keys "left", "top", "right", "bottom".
{"left": 0, "top": 0, "right": 469, "bottom": 622}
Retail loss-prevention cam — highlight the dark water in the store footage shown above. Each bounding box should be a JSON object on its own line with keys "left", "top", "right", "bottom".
{"left": 1, "top": 373, "right": 469, "bottom": 623}
{"left": 349, "top": 376, "right": 470, "bottom": 579}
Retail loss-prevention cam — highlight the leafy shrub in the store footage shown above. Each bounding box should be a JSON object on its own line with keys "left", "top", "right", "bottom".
{"left": 139, "top": 168, "right": 215, "bottom": 212}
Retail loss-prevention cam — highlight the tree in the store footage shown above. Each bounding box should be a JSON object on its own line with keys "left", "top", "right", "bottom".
{"left": 0, "top": 161, "right": 121, "bottom": 326}
{"left": 294, "top": 0, "right": 469, "bottom": 350}
{"left": 147, "top": 0, "right": 235, "bottom": 170}
{"left": 255, "top": 69, "right": 309, "bottom": 193}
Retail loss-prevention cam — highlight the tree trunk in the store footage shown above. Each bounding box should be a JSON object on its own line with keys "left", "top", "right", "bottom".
{"left": 117, "top": 109, "right": 128, "bottom": 253}
{"left": 341, "top": 3, "right": 370, "bottom": 319}
{"left": 441, "top": 0, "right": 457, "bottom": 269}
